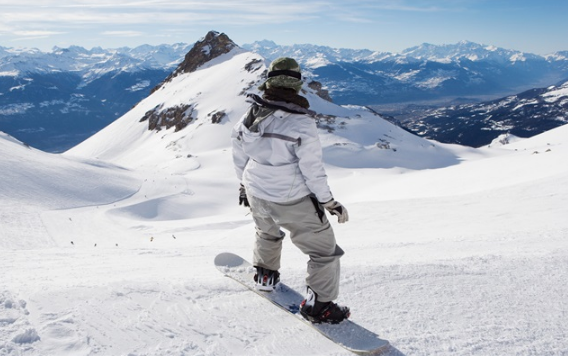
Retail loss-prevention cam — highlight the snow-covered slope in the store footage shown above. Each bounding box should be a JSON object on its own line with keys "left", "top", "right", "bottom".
{"left": 0, "top": 132, "right": 136, "bottom": 208}
{"left": 2, "top": 122, "right": 567, "bottom": 355}
{"left": 2, "top": 36, "right": 567, "bottom": 355}
{"left": 65, "top": 49, "right": 254, "bottom": 168}
{"left": 0, "top": 131, "right": 139, "bottom": 249}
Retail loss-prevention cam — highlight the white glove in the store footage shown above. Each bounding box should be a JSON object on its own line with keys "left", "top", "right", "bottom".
{"left": 323, "top": 200, "right": 349, "bottom": 224}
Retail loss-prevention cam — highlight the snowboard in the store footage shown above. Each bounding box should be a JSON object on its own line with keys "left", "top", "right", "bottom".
{"left": 214, "top": 252, "right": 390, "bottom": 355}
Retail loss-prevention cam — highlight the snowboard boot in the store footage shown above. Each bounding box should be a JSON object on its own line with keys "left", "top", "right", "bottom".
{"left": 253, "top": 266, "right": 280, "bottom": 292}
{"left": 300, "top": 287, "right": 350, "bottom": 324}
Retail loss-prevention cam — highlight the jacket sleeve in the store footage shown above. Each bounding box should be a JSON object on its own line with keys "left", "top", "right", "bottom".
{"left": 295, "top": 119, "right": 333, "bottom": 203}
{"left": 231, "top": 119, "right": 249, "bottom": 181}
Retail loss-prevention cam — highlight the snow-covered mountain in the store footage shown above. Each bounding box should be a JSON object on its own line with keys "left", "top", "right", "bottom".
{"left": 393, "top": 80, "right": 568, "bottom": 147}
{"left": 65, "top": 32, "right": 462, "bottom": 172}
{"left": 243, "top": 40, "right": 379, "bottom": 65}
{"left": 2, "top": 31, "right": 568, "bottom": 356}
{"left": 0, "top": 43, "right": 191, "bottom": 80}
{"left": 0, "top": 43, "right": 192, "bottom": 152}
{"left": 399, "top": 40, "right": 544, "bottom": 63}
{"left": 243, "top": 40, "right": 568, "bottom": 105}
{"left": 2, "top": 38, "right": 568, "bottom": 152}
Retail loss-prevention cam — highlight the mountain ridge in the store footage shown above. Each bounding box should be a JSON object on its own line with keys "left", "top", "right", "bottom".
{"left": 391, "top": 80, "right": 568, "bottom": 147}
{"left": 243, "top": 40, "right": 568, "bottom": 105}
{"left": 3, "top": 39, "right": 566, "bottom": 81}
{"left": 65, "top": 32, "right": 463, "bottom": 172}
{"left": 2, "top": 36, "right": 568, "bottom": 152}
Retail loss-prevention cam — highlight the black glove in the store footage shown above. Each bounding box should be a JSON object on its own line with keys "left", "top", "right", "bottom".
{"left": 239, "top": 184, "right": 250, "bottom": 207}
{"left": 322, "top": 200, "right": 349, "bottom": 223}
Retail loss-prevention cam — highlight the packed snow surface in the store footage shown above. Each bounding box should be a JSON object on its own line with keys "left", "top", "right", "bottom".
{"left": 2, "top": 122, "right": 567, "bottom": 355}
{"left": 1, "top": 48, "right": 567, "bottom": 355}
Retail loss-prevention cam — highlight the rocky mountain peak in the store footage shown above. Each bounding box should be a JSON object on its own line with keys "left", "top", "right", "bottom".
{"left": 152, "top": 31, "right": 238, "bottom": 93}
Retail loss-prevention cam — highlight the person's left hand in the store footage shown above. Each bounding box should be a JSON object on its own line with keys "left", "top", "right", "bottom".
{"left": 239, "top": 184, "right": 250, "bottom": 207}
{"left": 323, "top": 200, "right": 349, "bottom": 223}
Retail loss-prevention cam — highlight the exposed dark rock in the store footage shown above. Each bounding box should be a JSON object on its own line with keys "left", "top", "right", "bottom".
{"left": 308, "top": 81, "right": 333, "bottom": 102}
{"left": 152, "top": 31, "right": 238, "bottom": 93}
{"left": 315, "top": 114, "right": 338, "bottom": 132}
{"left": 140, "top": 31, "right": 240, "bottom": 132}
{"left": 209, "top": 111, "right": 227, "bottom": 124}
{"left": 245, "top": 58, "right": 264, "bottom": 73}
{"left": 140, "top": 104, "right": 194, "bottom": 131}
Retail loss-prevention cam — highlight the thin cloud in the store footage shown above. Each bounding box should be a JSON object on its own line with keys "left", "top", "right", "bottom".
{"left": 13, "top": 30, "right": 66, "bottom": 36}
{"left": 339, "top": 0, "right": 467, "bottom": 13}
{"left": 0, "top": 1, "right": 335, "bottom": 50}
{"left": 101, "top": 30, "right": 143, "bottom": 37}
{"left": 0, "top": 1, "right": 334, "bottom": 25}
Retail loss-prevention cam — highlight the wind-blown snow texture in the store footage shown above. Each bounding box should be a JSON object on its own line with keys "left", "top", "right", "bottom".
{"left": 1, "top": 44, "right": 567, "bottom": 356}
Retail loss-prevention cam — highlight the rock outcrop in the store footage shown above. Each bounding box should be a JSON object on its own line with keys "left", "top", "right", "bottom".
{"left": 142, "top": 31, "right": 239, "bottom": 131}
{"left": 151, "top": 31, "right": 238, "bottom": 94}
{"left": 308, "top": 81, "right": 333, "bottom": 102}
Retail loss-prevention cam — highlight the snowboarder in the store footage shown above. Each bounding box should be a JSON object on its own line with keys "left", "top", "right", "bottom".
{"left": 231, "top": 57, "right": 350, "bottom": 324}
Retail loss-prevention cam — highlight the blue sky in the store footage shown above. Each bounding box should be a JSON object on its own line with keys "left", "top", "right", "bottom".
{"left": 1, "top": 0, "right": 567, "bottom": 54}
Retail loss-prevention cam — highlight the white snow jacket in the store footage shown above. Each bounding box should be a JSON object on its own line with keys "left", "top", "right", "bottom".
{"left": 231, "top": 95, "right": 333, "bottom": 203}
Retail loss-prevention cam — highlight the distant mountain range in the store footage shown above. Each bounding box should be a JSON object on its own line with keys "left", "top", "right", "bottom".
{"left": 243, "top": 40, "right": 568, "bottom": 105}
{"left": 0, "top": 44, "right": 192, "bottom": 152}
{"left": 388, "top": 80, "right": 568, "bottom": 147}
{"left": 1, "top": 35, "right": 568, "bottom": 151}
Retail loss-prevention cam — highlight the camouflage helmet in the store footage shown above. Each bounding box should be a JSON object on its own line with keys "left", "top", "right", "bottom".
{"left": 258, "top": 57, "right": 303, "bottom": 93}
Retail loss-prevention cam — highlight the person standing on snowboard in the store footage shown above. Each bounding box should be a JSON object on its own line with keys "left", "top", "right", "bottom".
{"left": 231, "top": 57, "right": 350, "bottom": 324}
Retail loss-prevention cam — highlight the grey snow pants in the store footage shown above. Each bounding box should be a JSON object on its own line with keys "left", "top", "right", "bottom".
{"left": 248, "top": 194, "right": 344, "bottom": 302}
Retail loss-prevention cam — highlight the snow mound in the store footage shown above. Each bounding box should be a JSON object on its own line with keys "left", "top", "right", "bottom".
{"left": 0, "top": 131, "right": 140, "bottom": 249}
{"left": 0, "top": 131, "right": 138, "bottom": 209}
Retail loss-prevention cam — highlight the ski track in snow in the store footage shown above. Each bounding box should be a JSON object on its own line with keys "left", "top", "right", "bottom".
{"left": 2, "top": 172, "right": 567, "bottom": 356}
